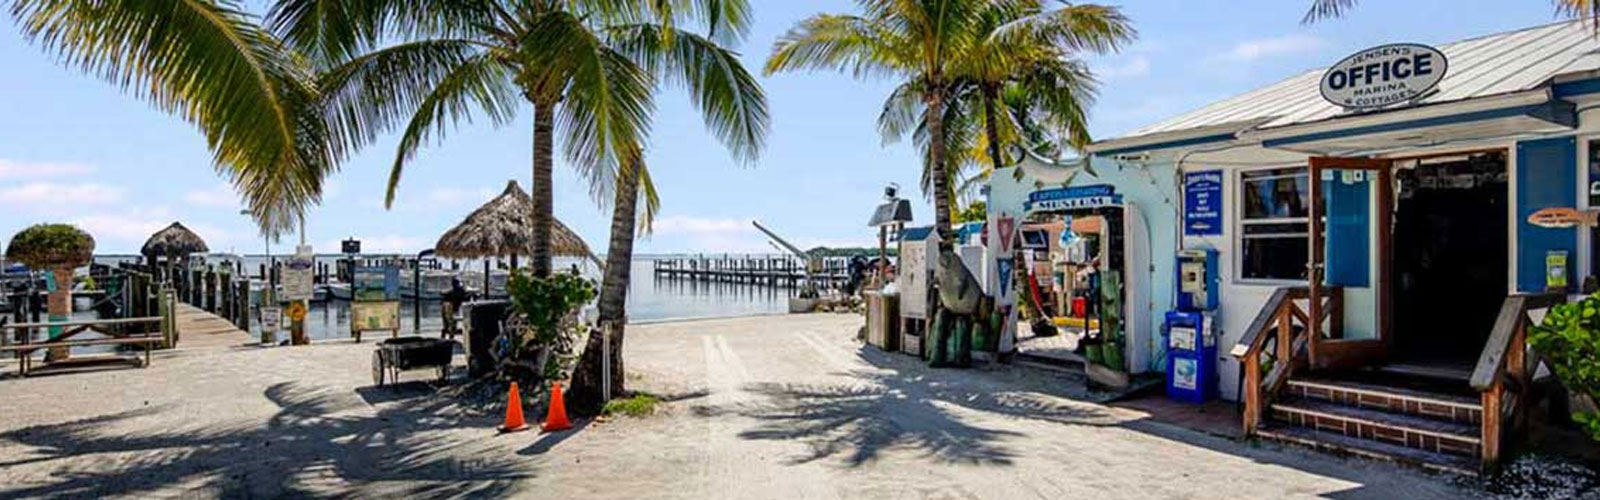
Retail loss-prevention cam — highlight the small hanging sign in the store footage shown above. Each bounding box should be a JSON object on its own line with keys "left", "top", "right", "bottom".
{"left": 1526, "top": 207, "right": 1599, "bottom": 228}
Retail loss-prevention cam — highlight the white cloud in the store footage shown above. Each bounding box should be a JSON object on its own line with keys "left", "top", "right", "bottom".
{"left": 1218, "top": 34, "right": 1326, "bottom": 62}
{"left": 1097, "top": 55, "right": 1150, "bottom": 80}
{"left": 184, "top": 184, "right": 240, "bottom": 208}
{"left": 0, "top": 182, "right": 125, "bottom": 206}
{"left": 0, "top": 159, "right": 93, "bottom": 180}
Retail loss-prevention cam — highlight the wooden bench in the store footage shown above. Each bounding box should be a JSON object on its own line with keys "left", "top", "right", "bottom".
{"left": 2, "top": 317, "right": 164, "bottom": 377}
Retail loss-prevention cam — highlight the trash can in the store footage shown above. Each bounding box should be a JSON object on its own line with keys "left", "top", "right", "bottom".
{"left": 462, "top": 299, "right": 511, "bottom": 378}
{"left": 1165, "top": 310, "right": 1217, "bottom": 403}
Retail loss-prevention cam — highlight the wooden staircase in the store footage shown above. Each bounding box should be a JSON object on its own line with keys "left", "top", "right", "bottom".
{"left": 1232, "top": 287, "right": 1564, "bottom": 476}
{"left": 1257, "top": 373, "right": 1483, "bottom": 475}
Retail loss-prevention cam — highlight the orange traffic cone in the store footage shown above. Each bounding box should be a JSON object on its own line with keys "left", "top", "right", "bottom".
{"left": 499, "top": 382, "right": 530, "bottom": 433}
{"left": 542, "top": 383, "right": 572, "bottom": 432}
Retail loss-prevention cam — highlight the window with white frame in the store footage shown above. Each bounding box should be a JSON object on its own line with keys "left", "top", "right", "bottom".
{"left": 1239, "top": 167, "right": 1310, "bottom": 282}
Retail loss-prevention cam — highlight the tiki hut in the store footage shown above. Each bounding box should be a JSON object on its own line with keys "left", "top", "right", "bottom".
{"left": 435, "top": 181, "right": 600, "bottom": 289}
{"left": 142, "top": 222, "right": 209, "bottom": 263}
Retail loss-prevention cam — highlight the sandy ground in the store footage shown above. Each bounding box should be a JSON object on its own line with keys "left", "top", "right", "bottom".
{"left": 0, "top": 313, "right": 1491, "bottom": 499}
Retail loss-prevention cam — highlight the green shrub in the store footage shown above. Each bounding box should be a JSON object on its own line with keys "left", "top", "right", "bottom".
{"left": 1527, "top": 293, "right": 1600, "bottom": 443}
{"left": 506, "top": 268, "right": 597, "bottom": 381}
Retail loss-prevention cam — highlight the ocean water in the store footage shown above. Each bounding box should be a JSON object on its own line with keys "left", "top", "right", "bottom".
{"left": 91, "top": 256, "right": 794, "bottom": 341}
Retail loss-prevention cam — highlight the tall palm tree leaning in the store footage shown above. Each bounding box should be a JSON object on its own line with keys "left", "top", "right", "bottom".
{"left": 267, "top": 0, "right": 767, "bottom": 410}
{"left": 568, "top": 2, "right": 769, "bottom": 415}
{"left": 268, "top": 0, "right": 655, "bottom": 279}
{"left": 8, "top": 0, "right": 335, "bottom": 239}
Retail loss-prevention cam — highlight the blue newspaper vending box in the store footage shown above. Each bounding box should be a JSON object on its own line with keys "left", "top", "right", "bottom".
{"left": 1165, "top": 311, "right": 1217, "bottom": 403}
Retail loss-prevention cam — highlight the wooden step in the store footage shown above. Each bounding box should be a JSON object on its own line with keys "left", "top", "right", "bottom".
{"left": 1258, "top": 423, "right": 1480, "bottom": 477}
{"left": 1285, "top": 376, "right": 1481, "bottom": 425}
{"left": 1270, "top": 396, "right": 1480, "bottom": 457}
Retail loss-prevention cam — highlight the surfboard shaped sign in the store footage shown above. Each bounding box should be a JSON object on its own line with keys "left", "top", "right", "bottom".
{"left": 1527, "top": 207, "right": 1599, "bottom": 229}
{"left": 1321, "top": 43, "right": 1447, "bottom": 110}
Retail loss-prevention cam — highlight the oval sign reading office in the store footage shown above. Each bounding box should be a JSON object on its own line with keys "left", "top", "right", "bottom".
{"left": 1320, "top": 43, "right": 1447, "bottom": 110}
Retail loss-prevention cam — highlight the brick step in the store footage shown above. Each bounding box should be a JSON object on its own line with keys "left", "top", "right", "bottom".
{"left": 1285, "top": 376, "right": 1481, "bottom": 425}
{"left": 1270, "top": 396, "right": 1480, "bottom": 457}
{"left": 1258, "top": 423, "right": 1480, "bottom": 476}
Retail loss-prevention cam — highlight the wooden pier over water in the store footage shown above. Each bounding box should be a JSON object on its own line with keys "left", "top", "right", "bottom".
{"left": 651, "top": 254, "right": 852, "bottom": 289}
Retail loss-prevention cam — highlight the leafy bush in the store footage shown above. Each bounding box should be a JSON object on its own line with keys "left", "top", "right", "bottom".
{"left": 506, "top": 268, "right": 597, "bottom": 381}
{"left": 1528, "top": 293, "right": 1600, "bottom": 443}
{"left": 6, "top": 223, "right": 94, "bottom": 269}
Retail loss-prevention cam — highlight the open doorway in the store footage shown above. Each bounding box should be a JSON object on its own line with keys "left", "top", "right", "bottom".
{"left": 1391, "top": 151, "right": 1509, "bottom": 364}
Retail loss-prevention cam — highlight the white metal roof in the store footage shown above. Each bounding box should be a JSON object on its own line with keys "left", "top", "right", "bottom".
{"left": 1100, "top": 20, "right": 1600, "bottom": 148}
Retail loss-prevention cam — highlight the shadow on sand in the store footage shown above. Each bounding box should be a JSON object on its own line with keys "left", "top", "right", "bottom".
{"left": 0, "top": 381, "right": 528, "bottom": 499}
{"left": 719, "top": 342, "right": 1478, "bottom": 500}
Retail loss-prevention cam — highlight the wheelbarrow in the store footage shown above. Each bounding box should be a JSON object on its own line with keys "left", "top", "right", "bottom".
{"left": 372, "top": 336, "right": 456, "bottom": 386}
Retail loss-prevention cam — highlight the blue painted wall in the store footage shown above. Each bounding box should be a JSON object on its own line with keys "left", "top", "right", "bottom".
{"left": 1516, "top": 137, "right": 1578, "bottom": 293}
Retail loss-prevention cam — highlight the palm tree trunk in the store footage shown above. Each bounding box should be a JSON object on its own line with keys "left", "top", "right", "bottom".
{"left": 530, "top": 100, "right": 556, "bottom": 278}
{"left": 982, "top": 84, "right": 1005, "bottom": 172}
{"left": 568, "top": 158, "right": 641, "bottom": 416}
{"left": 926, "top": 86, "right": 954, "bottom": 253}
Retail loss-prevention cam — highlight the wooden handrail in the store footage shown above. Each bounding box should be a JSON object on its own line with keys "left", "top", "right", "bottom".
{"left": 1230, "top": 287, "right": 1306, "bottom": 360}
{"left": 1470, "top": 293, "right": 1563, "bottom": 391}
{"left": 1471, "top": 292, "right": 1565, "bottom": 472}
{"left": 4, "top": 316, "right": 163, "bottom": 330}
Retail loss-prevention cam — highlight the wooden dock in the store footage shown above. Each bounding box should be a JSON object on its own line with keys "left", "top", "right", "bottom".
{"left": 173, "top": 303, "right": 252, "bottom": 349}
{"left": 651, "top": 254, "right": 852, "bottom": 289}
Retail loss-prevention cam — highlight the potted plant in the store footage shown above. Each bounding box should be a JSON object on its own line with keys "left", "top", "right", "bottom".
{"left": 1527, "top": 293, "right": 1600, "bottom": 443}
{"left": 5, "top": 224, "right": 95, "bottom": 361}
{"left": 503, "top": 268, "right": 596, "bottom": 385}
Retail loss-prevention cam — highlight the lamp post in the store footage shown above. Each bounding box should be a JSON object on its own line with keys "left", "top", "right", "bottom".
{"left": 241, "top": 210, "right": 274, "bottom": 345}
{"left": 415, "top": 249, "right": 435, "bottom": 334}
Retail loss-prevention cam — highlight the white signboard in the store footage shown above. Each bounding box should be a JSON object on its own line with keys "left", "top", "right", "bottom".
{"left": 261, "top": 306, "right": 282, "bottom": 332}
{"left": 282, "top": 245, "right": 315, "bottom": 301}
{"left": 1321, "top": 43, "right": 1447, "bottom": 110}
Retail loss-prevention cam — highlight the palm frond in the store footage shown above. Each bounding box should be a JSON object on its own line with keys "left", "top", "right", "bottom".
{"left": 1302, "top": 0, "right": 1357, "bottom": 24}
{"left": 11, "top": 0, "right": 333, "bottom": 239}
{"left": 522, "top": 11, "right": 656, "bottom": 205}
{"left": 611, "top": 23, "right": 769, "bottom": 164}
{"left": 383, "top": 52, "right": 520, "bottom": 207}
{"left": 318, "top": 38, "right": 508, "bottom": 160}
{"left": 765, "top": 14, "right": 909, "bottom": 78}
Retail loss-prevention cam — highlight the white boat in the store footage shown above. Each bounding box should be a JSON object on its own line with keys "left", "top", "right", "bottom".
{"left": 459, "top": 269, "right": 511, "bottom": 298}
{"left": 400, "top": 269, "right": 457, "bottom": 300}
{"left": 324, "top": 282, "right": 352, "bottom": 301}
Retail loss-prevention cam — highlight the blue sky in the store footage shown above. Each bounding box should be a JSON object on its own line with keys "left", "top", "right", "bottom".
{"left": 0, "top": 1, "right": 1561, "bottom": 256}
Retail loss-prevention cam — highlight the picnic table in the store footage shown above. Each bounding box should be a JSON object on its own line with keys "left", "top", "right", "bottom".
{"left": 0, "top": 316, "right": 165, "bottom": 376}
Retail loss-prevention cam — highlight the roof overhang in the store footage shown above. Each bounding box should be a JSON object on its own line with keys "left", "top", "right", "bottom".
{"left": 1085, "top": 119, "right": 1269, "bottom": 157}
{"left": 1244, "top": 89, "right": 1576, "bottom": 153}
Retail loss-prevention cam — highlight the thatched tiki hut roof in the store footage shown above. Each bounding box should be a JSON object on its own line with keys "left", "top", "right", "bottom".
{"left": 142, "top": 222, "right": 209, "bottom": 261}
{"left": 435, "top": 180, "right": 600, "bottom": 266}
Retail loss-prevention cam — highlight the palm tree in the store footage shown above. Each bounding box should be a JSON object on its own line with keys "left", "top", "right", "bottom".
{"left": 8, "top": 0, "right": 334, "bottom": 239}
{"left": 1305, "top": 0, "right": 1599, "bottom": 24}
{"left": 767, "top": 0, "right": 992, "bottom": 250}
{"left": 569, "top": 4, "right": 769, "bottom": 414}
{"left": 953, "top": 1, "right": 1130, "bottom": 173}
{"left": 269, "top": 0, "right": 749, "bottom": 278}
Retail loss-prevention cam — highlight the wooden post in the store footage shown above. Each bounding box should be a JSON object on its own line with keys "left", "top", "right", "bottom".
{"left": 1244, "top": 350, "right": 1262, "bottom": 436}
{"left": 1482, "top": 383, "right": 1503, "bottom": 471}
